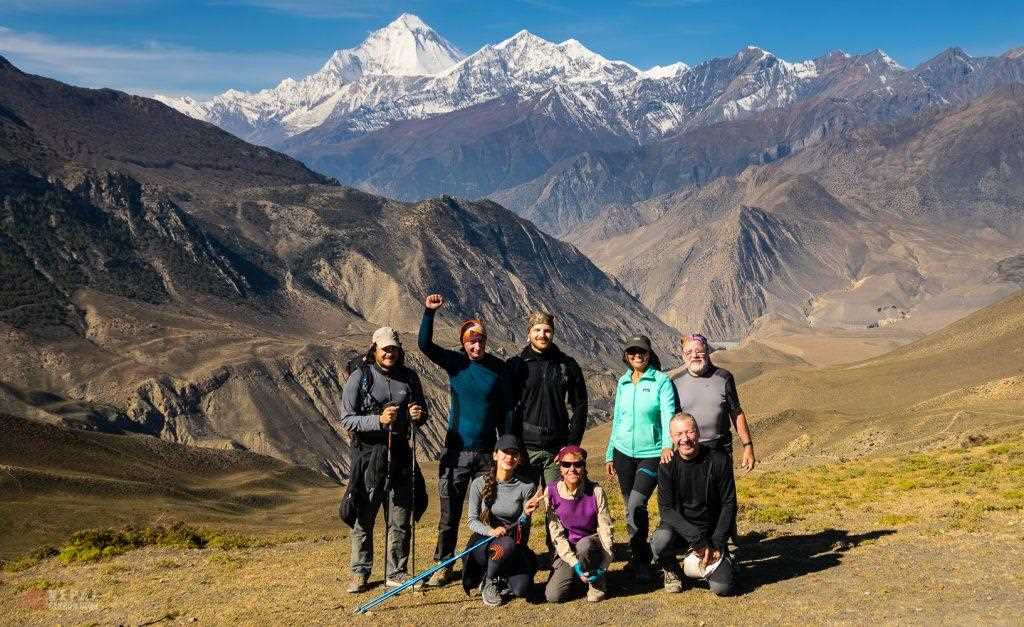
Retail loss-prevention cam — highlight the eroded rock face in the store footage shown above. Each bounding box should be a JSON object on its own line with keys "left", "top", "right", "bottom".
{"left": 116, "top": 352, "right": 354, "bottom": 481}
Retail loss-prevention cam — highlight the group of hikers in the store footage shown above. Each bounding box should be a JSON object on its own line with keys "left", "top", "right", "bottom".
{"left": 337, "top": 293, "right": 757, "bottom": 606}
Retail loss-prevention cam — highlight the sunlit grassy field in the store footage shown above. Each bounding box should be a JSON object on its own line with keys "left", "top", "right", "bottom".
{"left": 3, "top": 432, "right": 1023, "bottom": 624}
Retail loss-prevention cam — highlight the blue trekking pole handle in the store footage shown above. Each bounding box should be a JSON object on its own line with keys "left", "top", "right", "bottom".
{"left": 354, "top": 534, "right": 495, "bottom": 614}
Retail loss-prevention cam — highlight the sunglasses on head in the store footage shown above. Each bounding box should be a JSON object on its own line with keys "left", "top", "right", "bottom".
{"left": 559, "top": 461, "right": 585, "bottom": 469}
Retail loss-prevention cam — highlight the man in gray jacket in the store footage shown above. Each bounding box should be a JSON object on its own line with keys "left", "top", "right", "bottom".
{"left": 339, "top": 326, "right": 427, "bottom": 593}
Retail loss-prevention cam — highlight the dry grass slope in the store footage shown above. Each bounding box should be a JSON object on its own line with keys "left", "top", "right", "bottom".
{"left": 736, "top": 289, "right": 1024, "bottom": 465}
{"left": 1, "top": 434, "right": 1021, "bottom": 624}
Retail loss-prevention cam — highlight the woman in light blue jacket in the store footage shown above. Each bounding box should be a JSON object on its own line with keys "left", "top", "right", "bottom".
{"left": 604, "top": 335, "right": 676, "bottom": 581}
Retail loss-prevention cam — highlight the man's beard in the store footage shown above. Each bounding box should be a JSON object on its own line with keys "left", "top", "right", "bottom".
{"left": 687, "top": 360, "right": 710, "bottom": 376}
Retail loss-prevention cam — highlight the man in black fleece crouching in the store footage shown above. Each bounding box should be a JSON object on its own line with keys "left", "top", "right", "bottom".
{"left": 505, "top": 311, "right": 588, "bottom": 486}
{"left": 651, "top": 413, "right": 737, "bottom": 596}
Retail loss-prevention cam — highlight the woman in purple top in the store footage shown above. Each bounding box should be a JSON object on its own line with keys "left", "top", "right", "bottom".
{"left": 544, "top": 445, "right": 615, "bottom": 603}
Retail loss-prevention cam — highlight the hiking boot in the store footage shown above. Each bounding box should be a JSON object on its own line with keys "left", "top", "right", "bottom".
{"left": 586, "top": 581, "right": 606, "bottom": 603}
{"left": 481, "top": 578, "right": 503, "bottom": 607}
{"left": 662, "top": 566, "right": 683, "bottom": 593}
{"left": 346, "top": 573, "right": 368, "bottom": 594}
{"left": 385, "top": 572, "right": 410, "bottom": 588}
{"left": 424, "top": 565, "right": 454, "bottom": 588}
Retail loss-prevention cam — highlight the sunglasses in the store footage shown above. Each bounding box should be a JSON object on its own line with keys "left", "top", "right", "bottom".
{"left": 559, "top": 461, "right": 585, "bottom": 469}
{"left": 500, "top": 449, "right": 521, "bottom": 457}
{"left": 625, "top": 349, "right": 649, "bottom": 356}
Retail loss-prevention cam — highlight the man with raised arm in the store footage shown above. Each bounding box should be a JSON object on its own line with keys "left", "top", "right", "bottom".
{"left": 419, "top": 293, "right": 511, "bottom": 587}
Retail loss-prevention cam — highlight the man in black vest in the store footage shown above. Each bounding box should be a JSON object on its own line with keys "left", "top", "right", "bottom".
{"left": 506, "top": 311, "right": 588, "bottom": 486}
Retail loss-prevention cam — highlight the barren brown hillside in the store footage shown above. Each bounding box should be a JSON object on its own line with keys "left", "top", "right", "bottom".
{"left": 731, "top": 289, "right": 1024, "bottom": 466}
{"left": 0, "top": 58, "right": 674, "bottom": 478}
{"left": 578, "top": 88, "right": 1024, "bottom": 341}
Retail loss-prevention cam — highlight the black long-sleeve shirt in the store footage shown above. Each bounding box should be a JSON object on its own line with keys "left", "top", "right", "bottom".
{"left": 505, "top": 343, "right": 588, "bottom": 451}
{"left": 657, "top": 446, "right": 736, "bottom": 551}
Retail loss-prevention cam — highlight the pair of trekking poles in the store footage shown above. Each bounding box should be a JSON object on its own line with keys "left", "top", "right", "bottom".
{"left": 355, "top": 420, "right": 431, "bottom": 615}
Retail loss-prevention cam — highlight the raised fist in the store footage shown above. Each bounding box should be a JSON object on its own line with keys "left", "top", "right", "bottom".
{"left": 425, "top": 294, "right": 445, "bottom": 310}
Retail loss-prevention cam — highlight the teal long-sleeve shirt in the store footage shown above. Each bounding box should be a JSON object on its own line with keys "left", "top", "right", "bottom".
{"left": 605, "top": 366, "right": 676, "bottom": 462}
{"left": 418, "top": 309, "right": 509, "bottom": 451}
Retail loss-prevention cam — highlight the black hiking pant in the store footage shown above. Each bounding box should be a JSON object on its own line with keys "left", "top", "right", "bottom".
{"left": 612, "top": 448, "right": 659, "bottom": 565}
{"left": 433, "top": 448, "right": 491, "bottom": 561}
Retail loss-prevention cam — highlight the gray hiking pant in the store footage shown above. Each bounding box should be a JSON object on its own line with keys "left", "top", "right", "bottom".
{"left": 545, "top": 534, "right": 605, "bottom": 603}
{"left": 350, "top": 463, "right": 412, "bottom": 578}
{"left": 650, "top": 526, "right": 735, "bottom": 596}
{"left": 612, "top": 448, "right": 659, "bottom": 564}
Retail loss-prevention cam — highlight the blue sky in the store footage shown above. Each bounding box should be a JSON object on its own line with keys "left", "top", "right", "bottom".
{"left": 2, "top": 0, "right": 1022, "bottom": 100}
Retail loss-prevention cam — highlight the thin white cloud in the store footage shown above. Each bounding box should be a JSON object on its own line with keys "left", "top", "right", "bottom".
{"left": 0, "top": 26, "right": 324, "bottom": 100}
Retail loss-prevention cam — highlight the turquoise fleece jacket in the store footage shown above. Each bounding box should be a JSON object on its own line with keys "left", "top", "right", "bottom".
{"left": 605, "top": 366, "right": 676, "bottom": 462}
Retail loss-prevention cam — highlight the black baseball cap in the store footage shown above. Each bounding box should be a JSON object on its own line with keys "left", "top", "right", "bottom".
{"left": 623, "top": 335, "right": 652, "bottom": 352}
{"left": 495, "top": 434, "right": 524, "bottom": 453}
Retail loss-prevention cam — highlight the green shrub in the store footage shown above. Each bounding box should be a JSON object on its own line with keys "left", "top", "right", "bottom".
{"left": 56, "top": 521, "right": 260, "bottom": 564}
{"left": 14, "top": 578, "right": 64, "bottom": 592}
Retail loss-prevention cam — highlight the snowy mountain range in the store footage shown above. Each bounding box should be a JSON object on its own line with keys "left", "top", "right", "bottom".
{"left": 157, "top": 13, "right": 1024, "bottom": 243}
{"left": 158, "top": 13, "right": 899, "bottom": 146}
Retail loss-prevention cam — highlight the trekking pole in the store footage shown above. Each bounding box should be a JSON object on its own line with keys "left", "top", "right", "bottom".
{"left": 354, "top": 534, "right": 494, "bottom": 614}
{"left": 410, "top": 421, "right": 417, "bottom": 579}
{"left": 383, "top": 425, "right": 392, "bottom": 584}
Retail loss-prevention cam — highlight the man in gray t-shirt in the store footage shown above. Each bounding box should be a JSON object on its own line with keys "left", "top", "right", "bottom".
{"left": 672, "top": 334, "right": 756, "bottom": 472}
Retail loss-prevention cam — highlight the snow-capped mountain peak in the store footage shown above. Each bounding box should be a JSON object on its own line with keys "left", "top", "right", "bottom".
{"left": 391, "top": 12, "right": 431, "bottom": 32}
{"left": 314, "top": 13, "right": 463, "bottom": 82}
{"left": 158, "top": 16, "right": 975, "bottom": 157}
{"left": 865, "top": 48, "right": 904, "bottom": 71}
{"left": 641, "top": 62, "right": 689, "bottom": 79}
{"left": 495, "top": 29, "right": 545, "bottom": 49}
{"left": 339, "top": 12, "right": 465, "bottom": 77}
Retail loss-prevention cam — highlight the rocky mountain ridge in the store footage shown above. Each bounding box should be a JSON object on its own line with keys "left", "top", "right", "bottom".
{"left": 1, "top": 57, "right": 675, "bottom": 479}
{"left": 578, "top": 87, "right": 1024, "bottom": 339}
{"left": 155, "top": 15, "right": 1022, "bottom": 238}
